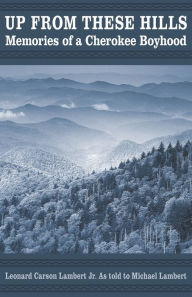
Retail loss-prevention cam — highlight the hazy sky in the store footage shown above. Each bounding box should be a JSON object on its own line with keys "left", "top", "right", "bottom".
{"left": 0, "top": 65, "right": 192, "bottom": 85}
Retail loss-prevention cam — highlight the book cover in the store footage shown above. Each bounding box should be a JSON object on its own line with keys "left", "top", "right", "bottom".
{"left": 0, "top": 0, "right": 191, "bottom": 296}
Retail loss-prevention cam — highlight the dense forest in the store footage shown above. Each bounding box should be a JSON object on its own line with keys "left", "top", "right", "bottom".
{"left": 1, "top": 140, "right": 192, "bottom": 254}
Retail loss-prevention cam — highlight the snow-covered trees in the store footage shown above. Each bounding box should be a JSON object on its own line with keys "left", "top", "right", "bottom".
{"left": 0, "top": 140, "right": 192, "bottom": 253}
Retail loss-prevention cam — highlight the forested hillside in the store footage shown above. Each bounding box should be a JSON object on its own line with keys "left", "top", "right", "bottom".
{"left": 1, "top": 140, "right": 192, "bottom": 254}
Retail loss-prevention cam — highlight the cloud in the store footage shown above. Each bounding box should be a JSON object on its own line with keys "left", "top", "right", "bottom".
{"left": 0, "top": 110, "right": 25, "bottom": 120}
{"left": 61, "top": 103, "right": 76, "bottom": 109}
{"left": 92, "top": 104, "right": 110, "bottom": 111}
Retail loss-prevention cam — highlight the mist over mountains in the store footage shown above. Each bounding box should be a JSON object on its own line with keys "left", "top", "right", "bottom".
{"left": 0, "top": 77, "right": 192, "bottom": 171}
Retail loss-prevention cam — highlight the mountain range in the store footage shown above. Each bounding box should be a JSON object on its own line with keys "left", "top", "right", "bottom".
{"left": 0, "top": 77, "right": 192, "bottom": 172}
{"left": 0, "top": 118, "right": 115, "bottom": 155}
{"left": 0, "top": 78, "right": 192, "bottom": 115}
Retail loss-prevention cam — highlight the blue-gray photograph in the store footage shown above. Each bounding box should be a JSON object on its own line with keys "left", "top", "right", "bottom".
{"left": 0, "top": 65, "right": 192, "bottom": 254}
